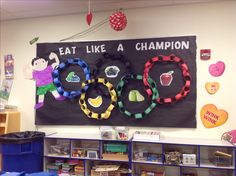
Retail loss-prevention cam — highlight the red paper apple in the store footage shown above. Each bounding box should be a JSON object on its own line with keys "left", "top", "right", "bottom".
{"left": 160, "top": 71, "right": 174, "bottom": 86}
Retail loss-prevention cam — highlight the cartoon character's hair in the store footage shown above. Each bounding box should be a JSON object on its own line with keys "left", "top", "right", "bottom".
{"left": 31, "top": 57, "right": 48, "bottom": 66}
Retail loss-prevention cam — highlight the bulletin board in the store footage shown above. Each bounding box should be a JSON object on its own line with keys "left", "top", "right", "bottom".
{"left": 35, "top": 36, "right": 196, "bottom": 127}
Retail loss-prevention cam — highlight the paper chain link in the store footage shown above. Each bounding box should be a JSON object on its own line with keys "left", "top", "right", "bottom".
{"left": 79, "top": 78, "right": 117, "bottom": 120}
{"left": 93, "top": 52, "right": 133, "bottom": 77}
{"left": 52, "top": 58, "right": 91, "bottom": 99}
{"left": 51, "top": 54, "right": 191, "bottom": 120}
{"left": 116, "top": 74, "right": 159, "bottom": 119}
{"left": 143, "top": 54, "right": 191, "bottom": 104}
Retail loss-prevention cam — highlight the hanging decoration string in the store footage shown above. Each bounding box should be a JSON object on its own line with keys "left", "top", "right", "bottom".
{"left": 88, "top": 0, "right": 90, "bottom": 14}
{"left": 86, "top": 0, "right": 93, "bottom": 26}
{"left": 60, "top": 8, "right": 123, "bottom": 41}
{"left": 60, "top": 17, "right": 109, "bottom": 41}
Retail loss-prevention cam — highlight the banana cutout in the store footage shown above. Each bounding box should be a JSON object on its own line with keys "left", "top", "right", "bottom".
{"left": 88, "top": 95, "right": 103, "bottom": 108}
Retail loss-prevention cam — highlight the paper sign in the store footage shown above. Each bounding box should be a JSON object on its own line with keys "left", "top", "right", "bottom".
{"left": 209, "top": 61, "right": 225, "bottom": 77}
{"left": 0, "top": 79, "right": 13, "bottom": 102}
{"left": 205, "top": 82, "right": 220, "bottom": 94}
{"left": 200, "top": 49, "right": 211, "bottom": 60}
{"left": 200, "top": 104, "right": 228, "bottom": 128}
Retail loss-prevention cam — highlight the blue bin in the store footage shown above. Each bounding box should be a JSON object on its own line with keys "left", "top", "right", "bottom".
{"left": 0, "top": 131, "right": 45, "bottom": 173}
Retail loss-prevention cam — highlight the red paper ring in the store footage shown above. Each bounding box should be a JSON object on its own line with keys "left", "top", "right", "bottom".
{"left": 143, "top": 54, "right": 191, "bottom": 104}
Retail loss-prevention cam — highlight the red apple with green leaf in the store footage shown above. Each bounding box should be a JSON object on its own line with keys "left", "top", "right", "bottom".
{"left": 160, "top": 71, "right": 174, "bottom": 86}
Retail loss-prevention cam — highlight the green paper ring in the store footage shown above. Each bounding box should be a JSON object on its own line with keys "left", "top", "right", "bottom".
{"left": 116, "top": 74, "right": 159, "bottom": 119}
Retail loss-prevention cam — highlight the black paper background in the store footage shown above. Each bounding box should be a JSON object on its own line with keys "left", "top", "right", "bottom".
{"left": 35, "top": 36, "right": 196, "bottom": 127}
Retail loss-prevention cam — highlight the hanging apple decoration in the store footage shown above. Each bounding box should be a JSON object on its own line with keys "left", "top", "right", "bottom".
{"left": 109, "top": 11, "right": 127, "bottom": 31}
{"left": 86, "top": 12, "right": 93, "bottom": 26}
{"left": 86, "top": 0, "right": 93, "bottom": 26}
{"left": 160, "top": 71, "right": 174, "bottom": 86}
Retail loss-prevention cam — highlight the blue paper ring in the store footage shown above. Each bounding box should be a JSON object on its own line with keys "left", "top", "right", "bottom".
{"left": 52, "top": 58, "right": 91, "bottom": 99}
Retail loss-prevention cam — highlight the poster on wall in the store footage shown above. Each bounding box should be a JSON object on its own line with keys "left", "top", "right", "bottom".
{"left": 35, "top": 36, "right": 197, "bottom": 127}
{"left": 0, "top": 79, "right": 13, "bottom": 104}
{"left": 4, "top": 54, "right": 14, "bottom": 79}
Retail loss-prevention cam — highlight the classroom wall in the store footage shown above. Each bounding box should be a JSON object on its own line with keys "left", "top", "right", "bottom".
{"left": 0, "top": 1, "right": 236, "bottom": 139}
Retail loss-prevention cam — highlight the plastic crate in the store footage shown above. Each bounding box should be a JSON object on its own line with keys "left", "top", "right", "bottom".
{"left": 104, "top": 144, "right": 127, "bottom": 153}
{"left": 1, "top": 138, "right": 44, "bottom": 173}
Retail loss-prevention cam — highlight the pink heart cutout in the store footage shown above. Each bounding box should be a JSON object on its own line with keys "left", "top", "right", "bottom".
{"left": 209, "top": 61, "right": 225, "bottom": 77}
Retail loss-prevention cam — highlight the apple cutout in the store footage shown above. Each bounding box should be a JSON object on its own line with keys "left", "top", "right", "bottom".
{"left": 160, "top": 71, "right": 174, "bottom": 86}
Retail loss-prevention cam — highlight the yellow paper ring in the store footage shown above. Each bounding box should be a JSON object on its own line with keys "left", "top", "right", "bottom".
{"left": 79, "top": 78, "right": 117, "bottom": 120}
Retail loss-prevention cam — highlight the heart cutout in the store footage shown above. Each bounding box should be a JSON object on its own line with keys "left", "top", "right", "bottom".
{"left": 86, "top": 12, "right": 93, "bottom": 26}
{"left": 209, "top": 61, "right": 225, "bottom": 77}
{"left": 205, "top": 82, "right": 220, "bottom": 94}
{"left": 200, "top": 104, "right": 228, "bottom": 128}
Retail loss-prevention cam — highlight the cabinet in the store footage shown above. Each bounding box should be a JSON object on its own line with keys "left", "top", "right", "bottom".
{"left": 44, "top": 133, "right": 130, "bottom": 176}
{"left": 0, "top": 110, "right": 20, "bottom": 134}
{"left": 132, "top": 138, "right": 235, "bottom": 176}
{"left": 44, "top": 133, "right": 236, "bottom": 176}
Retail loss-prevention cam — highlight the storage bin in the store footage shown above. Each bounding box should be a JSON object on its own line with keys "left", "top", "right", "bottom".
{"left": 0, "top": 131, "right": 45, "bottom": 173}
{"left": 164, "top": 151, "right": 181, "bottom": 165}
{"left": 104, "top": 144, "right": 127, "bottom": 153}
{"left": 210, "top": 155, "right": 232, "bottom": 167}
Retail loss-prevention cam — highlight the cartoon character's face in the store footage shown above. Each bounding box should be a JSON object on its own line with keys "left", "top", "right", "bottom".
{"left": 33, "top": 58, "right": 48, "bottom": 71}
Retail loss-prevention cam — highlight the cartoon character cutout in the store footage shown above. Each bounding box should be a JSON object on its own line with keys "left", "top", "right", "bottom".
{"left": 27, "top": 52, "right": 65, "bottom": 109}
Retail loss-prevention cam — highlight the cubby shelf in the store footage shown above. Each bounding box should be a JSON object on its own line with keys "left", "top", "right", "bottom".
{"left": 132, "top": 160, "right": 163, "bottom": 165}
{"left": 44, "top": 155, "right": 70, "bottom": 158}
{"left": 0, "top": 110, "right": 20, "bottom": 135}
{"left": 44, "top": 133, "right": 236, "bottom": 176}
{"left": 200, "top": 161, "right": 235, "bottom": 170}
